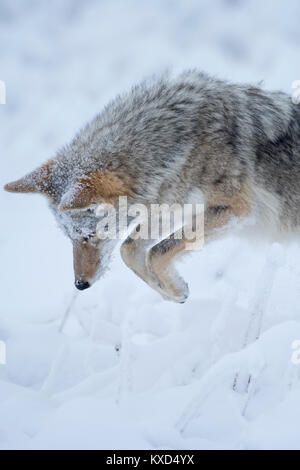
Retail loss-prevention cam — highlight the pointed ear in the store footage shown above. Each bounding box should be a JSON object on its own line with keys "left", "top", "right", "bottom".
{"left": 59, "top": 170, "right": 132, "bottom": 211}
{"left": 4, "top": 160, "right": 55, "bottom": 196}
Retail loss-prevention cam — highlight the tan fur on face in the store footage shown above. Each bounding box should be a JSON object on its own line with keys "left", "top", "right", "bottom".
{"left": 73, "top": 241, "right": 100, "bottom": 283}
{"left": 59, "top": 170, "right": 133, "bottom": 210}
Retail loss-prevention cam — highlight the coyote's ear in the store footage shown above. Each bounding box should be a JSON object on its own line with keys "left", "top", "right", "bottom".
{"left": 59, "top": 170, "right": 131, "bottom": 211}
{"left": 4, "top": 160, "right": 55, "bottom": 196}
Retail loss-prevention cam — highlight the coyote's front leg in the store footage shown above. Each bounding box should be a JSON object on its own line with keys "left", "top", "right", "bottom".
{"left": 120, "top": 234, "right": 188, "bottom": 303}
{"left": 146, "top": 235, "right": 189, "bottom": 303}
{"left": 120, "top": 205, "right": 243, "bottom": 303}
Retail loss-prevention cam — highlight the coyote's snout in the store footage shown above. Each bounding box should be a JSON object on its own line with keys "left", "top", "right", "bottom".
{"left": 73, "top": 240, "right": 100, "bottom": 290}
{"left": 4, "top": 71, "right": 300, "bottom": 302}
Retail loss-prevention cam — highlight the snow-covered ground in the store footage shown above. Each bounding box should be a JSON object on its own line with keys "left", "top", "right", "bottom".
{"left": 1, "top": 0, "right": 300, "bottom": 450}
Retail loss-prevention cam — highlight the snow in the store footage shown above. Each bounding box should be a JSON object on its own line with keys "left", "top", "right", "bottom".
{"left": 1, "top": 0, "right": 300, "bottom": 450}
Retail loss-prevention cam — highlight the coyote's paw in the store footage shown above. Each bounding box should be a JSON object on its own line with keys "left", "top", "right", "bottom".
{"left": 121, "top": 240, "right": 189, "bottom": 303}
{"left": 160, "top": 274, "right": 189, "bottom": 304}
{"left": 147, "top": 252, "right": 189, "bottom": 303}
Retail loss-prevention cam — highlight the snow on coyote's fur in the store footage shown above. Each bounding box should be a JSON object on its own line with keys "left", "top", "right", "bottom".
{"left": 4, "top": 71, "right": 300, "bottom": 302}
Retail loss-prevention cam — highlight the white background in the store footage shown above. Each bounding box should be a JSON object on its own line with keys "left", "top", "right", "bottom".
{"left": 1, "top": 0, "right": 300, "bottom": 449}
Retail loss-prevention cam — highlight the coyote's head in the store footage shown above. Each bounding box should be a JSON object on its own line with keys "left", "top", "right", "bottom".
{"left": 4, "top": 159, "right": 132, "bottom": 290}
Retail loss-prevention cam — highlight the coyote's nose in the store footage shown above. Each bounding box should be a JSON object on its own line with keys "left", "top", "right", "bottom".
{"left": 75, "top": 281, "right": 90, "bottom": 291}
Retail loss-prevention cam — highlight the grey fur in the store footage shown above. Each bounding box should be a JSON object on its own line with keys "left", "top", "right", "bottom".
{"left": 6, "top": 70, "right": 300, "bottom": 299}
{"left": 52, "top": 70, "right": 300, "bottom": 214}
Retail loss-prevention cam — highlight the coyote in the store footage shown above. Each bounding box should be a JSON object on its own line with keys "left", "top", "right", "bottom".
{"left": 4, "top": 71, "right": 300, "bottom": 302}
